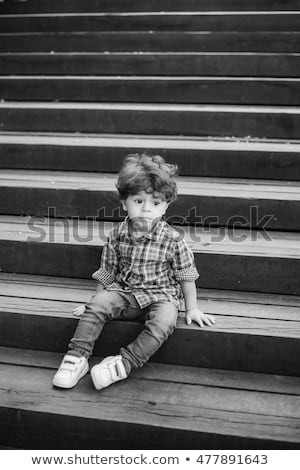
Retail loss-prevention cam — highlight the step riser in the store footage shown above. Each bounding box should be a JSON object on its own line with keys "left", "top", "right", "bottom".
{"left": 1, "top": 33, "right": 299, "bottom": 53}
{"left": 1, "top": 15, "right": 299, "bottom": 32}
{"left": 1, "top": 240, "right": 299, "bottom": 295}
{"left": 0, "top": 0, "right": 298, "bottom": 14}
{"left": 1, "top": 143, "right": 299, "bottom": 181}
{"left": 1, "top": 107, "right": 299, "bottom": 139}
{"left": 0, "top": 0, "right": 299, "bottom": 451}
{"left": 1, "top": 78, "right": 299, "bottom": 106}
{"left": 1, "top": 310, "right": 299, "bottom": 376}
{"left": 1, "top": 54, "right": 298, "bottom": 77}
{"left": 1, "top": 186, "right": 299, "bottom": 231}
{"left": 1, "top": 404, "right": 295, "bottom": 450}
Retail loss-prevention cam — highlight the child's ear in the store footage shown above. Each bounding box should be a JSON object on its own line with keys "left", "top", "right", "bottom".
{"left": 121, "top": 200, "right": 127, "bottom": 211}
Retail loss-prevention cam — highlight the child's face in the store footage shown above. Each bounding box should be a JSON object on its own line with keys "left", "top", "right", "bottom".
{"left": 121, "top": 191, "right": 169, "bottom": 231}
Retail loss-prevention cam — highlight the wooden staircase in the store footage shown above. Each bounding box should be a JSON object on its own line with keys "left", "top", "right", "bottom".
{"left": 0, "top": 0, "right": 299, "bottom": 450}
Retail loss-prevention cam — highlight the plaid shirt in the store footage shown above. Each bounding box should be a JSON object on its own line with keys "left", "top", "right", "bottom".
{"left": 92, "top": 217, "right": 199, "bottom": 309}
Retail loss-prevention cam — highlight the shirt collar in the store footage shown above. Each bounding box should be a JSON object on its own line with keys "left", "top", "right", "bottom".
{"left": 120, "top": 216, "right": 165, "bottom": 242}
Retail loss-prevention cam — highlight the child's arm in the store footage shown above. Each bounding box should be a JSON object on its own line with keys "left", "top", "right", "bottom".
{"left": 180, "top": 280, "right": 215, "bottom": 327}
{"left": 72, "top": 282, "right": 104, "bottom": 317}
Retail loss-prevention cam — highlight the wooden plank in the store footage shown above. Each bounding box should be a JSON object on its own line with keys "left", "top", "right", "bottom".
{"left": 0, "top": 273, "right": 96, "bottom": 302}
{"left": 0, "top": 134, "right": 299, "bottom": 181}
{"left": 1, "top": 271, "right": 299, "bottom": 310}
{"left": 1, "top": 272, "right": 300, "bottom": 322}
{"left": 1, "top": 170, "right": 300, "bottom": 230}
{"left": 1, "top": 215, "right": 300, "bottom": 294}
{"left": 0, "top": 360, "right": 299, "bottom": 449}
{"left": 0, "top": 103, "right": 299, "bottom": 139}
{"left": 2, "top": 170, "right": 300, "bottom": 200}
{"left": 1, "top": 407, "right": 297, "bottom": 450}
{"left": 1, "top": 76, "right": 299, "bottom": 105}
{"left": 0, "top": 0, "right": 299, "bottom": 14}
{"left": 0, "top": 52, "right": 299, "bottom": 77}
{"left": 1, "top": 289, "right": 300, "bottom": 334}
{"left": 2, "top": 215, "right": 300, "bottom": 258}
{"left": 196, "top": 291, "right": 300, "bottom": 321}
{"left": 2, "top": 345, "right": 300, "bottom": 396}
{"left": 0, "top": 281, "right": 300, "bottom": 377}
{"left": 1, "top": 294, "right": 299, "bottom": 338}
{"left": 1, "top": 357, "right": 300, "bottom": 444}
{"left": 1, "top": 32, "right": 299, "bottom": 53}
{"left": 195, "top": 252, "right": 300, "bottom": 295}
{"left": 1, "top": 13, "right": 300, "bottom": 33}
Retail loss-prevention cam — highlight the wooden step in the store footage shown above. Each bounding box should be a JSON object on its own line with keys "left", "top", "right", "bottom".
{"left": 1, "top": 347, "right": 299, "bottom": 449}
{"left": 1, "top": 102, "right": 299, "bottom": 139}
{"left": 1, "top": 216, "right": 300, "bottom": 295}
{"left": 1, "top": 133, "right": 299, "bottom": 181}
{"left": 1, "top": 32, "right": 299, "bottom": 53}
{"left": 1, "top": 52, "right": 299, "bottom": 77}
{"left": 0, "top": 0, "right": 298, "bottom": 14}
{"left": 1, "top": 12, "right": 300, "bottom": 32}
{"left": 2, "top": 272, "right": 300, "bottom": 320}
{"left": 1, "top": 169, "right": 300, "bottom": 231}
{"left": 1, "top": 76, "right": 299, "bottom": 106}
{"left": 0, "top": 273, "right": 299, "bottom": 375}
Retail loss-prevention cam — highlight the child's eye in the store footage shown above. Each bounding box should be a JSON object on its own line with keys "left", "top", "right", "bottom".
{"left": 135, "top": 199, "right": 143, "bottom": 204}
{"left": 153, "top": 201, "right": 161, "bottom": 206}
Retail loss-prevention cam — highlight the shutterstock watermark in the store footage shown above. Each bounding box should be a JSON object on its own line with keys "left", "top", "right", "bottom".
{"left": 26, "top": 206, "right": 274, "bottom": 244}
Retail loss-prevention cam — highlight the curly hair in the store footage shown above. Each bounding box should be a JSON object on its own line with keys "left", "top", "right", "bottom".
{"left": 116, "top": 153, "right": 178, "bottom": 203}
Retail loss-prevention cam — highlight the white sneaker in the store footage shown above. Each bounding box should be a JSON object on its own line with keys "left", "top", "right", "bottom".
{"left": 91, "top": 355, "right": 128, "bottom": 390}
{"left": 52, "top": 354, "right": 89, "bottom": 388}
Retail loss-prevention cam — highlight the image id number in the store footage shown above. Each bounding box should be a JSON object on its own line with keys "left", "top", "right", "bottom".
{"left": 197, "top": 454, "right": 268, "bottom": 465}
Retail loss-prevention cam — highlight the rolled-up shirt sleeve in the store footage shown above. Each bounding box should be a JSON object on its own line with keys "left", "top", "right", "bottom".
{"left": 92, "top": 230, "right": 119, "bottom": 287}
{"left": 171, "top": 238, "right": 199, "bottom": 282}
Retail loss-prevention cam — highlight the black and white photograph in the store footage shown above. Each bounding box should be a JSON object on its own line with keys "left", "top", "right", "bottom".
{"left": 0, "top": 0, "right": 299, "bottom": 464}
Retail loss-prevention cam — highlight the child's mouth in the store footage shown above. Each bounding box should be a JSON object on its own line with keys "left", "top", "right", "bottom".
{"left": 132, "top": 217, "right": 152, "bottom": 232}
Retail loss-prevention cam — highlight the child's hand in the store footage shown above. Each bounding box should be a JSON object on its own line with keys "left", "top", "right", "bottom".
{"left": 186, "top": 308, "right": 215, "bottom": 328}
{"left": 72, "top": 304, "right": 86, "bottom": 317}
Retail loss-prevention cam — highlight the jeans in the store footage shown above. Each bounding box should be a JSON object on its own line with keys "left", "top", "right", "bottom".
{"left": 68, "top": 289, "right": 178, "bottom": 373}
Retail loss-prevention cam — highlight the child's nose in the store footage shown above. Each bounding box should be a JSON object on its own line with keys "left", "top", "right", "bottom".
{"left": 142, "top": 201, "right": 151, "bottom": 211}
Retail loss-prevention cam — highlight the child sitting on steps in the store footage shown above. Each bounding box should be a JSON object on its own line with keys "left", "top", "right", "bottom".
{"left": 53, "top": 153, "right": 215, "bottom": 390}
